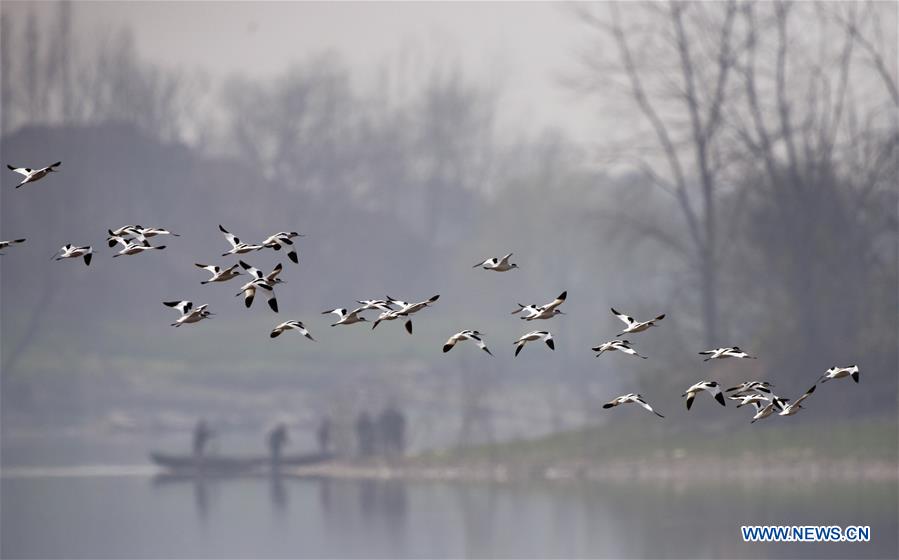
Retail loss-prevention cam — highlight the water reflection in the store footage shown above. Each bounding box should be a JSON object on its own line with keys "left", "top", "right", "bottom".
{"left": 2, "top": 474, "right": 895, "bottom": 558}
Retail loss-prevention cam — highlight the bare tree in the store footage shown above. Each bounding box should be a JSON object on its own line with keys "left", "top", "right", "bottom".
{"left": 573, "top": 1, "right": 740, "bottom": 346}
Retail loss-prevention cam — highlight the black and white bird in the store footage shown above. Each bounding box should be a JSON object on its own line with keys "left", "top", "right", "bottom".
{"left": 682, "top": 380, "right": 726, "bottom": 410}
{"left": 0, "top": 238, "right": 26, "bottom": 254}
{"left": 726, "top": 381, "right": 774, "bottom": 395}
{"left": 234, "top": 263, "right": 282, "bottom": 312}
{"left": 750, "top": 400, "right": 783, "bottom": 423}
{"left": 270, "top": 320, "right": 315, "bottom": 340}
{"left": 610, "top": 308, "right": 665, "bottom": 336}
{"left": 592, "top": 339, "right": 647, "bottom": 359}
{"left": 108, "top": 231, "right": 165, "bottom": 257}
{"left": 235, "top": 279, "right": 279, "bottom": 313}
{"left": 219, "top": 225, "right": 263, "bottom": 256}
{"left": 602, "top": 393, "right": 664, "bottom": 418}
{"left": 239, "top": 261, "right": 285, "bottom": 286}
{"left": 818, "top": 365, "right": 860, "bottom": 384}
{"left": 164, "top": 300, "right": 213, "bottom": 327}
{"left": 131, "top": 226, "right": 180, "bottom": 240}
{"left": 472, "top": 253, "right": 518, "bottom": 272}
{"left": 195, "top": 263, "right": 242, "bottom": 284}
{"left": 322, "top": 307, "right": 368, "bottom": 326}
{"left": 54, "top": 244, "right": 92, "bottom": 266}
{"left": 778, "top": 385, "right": 817, "bottom": 417}
{"left": 7, "top": 161, "right": 61, "bottom": 188}
{"left": 356, "top": 299, "right": 395, "bottom": 312}
{"left": 512, "top": 291, "right": 567, "bottom": 321}
{"left": 372, "top": 295, "right": 440, "bottom": 334}
{"left": 262, "top": 231, "right": 303, "bottom": 264}
{"left": 513, "top": 330, "right": 554, "bottom": 357}
{"left": 698, "top": 347, "right": 757, "bottom": 361}
{"left": 727, "top": 393, "right": 769, "bottom": 408}
{"left": 443, "top": 330, "right": 493, "bottom": 356}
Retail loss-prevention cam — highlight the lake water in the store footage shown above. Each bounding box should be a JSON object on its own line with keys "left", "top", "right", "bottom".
{"left": 2, "top": 471, "right": 896, "bottom": 558}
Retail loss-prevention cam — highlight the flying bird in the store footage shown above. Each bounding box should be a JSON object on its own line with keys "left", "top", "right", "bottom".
{"left": 54, "top": 244, "right": 92, "bottom": 266}
{"left": 472, "top": 253, "right": 518, "bottom": 272}
{"left": 727, "top": 393, "right": 770, "bottom": 408}
{"left": 164, "top": 300, "right": 213, "bottom": 327}
{"left": 514, "top": 330, "right": 554, "bottom": 357}
{"left": 778, "top": 385, "right": 817, "bottom": 417}
{"left": 108, "top": 230, "right": 165, "bottom": 257}
{"left": 698, "top": 347, "right": 757, "bottom": 361}
{"left": 512, "top": 291, "right": 567, "bottom": 321}
{"left": 602, "top": 393, "right": 664, "bottom": 418}
{"left": 195, "top": 263, "right": 242, "bottom": 284}
{"left": 682, "top": 380, "right": 726, "bottom": 410}
{"left": 372, "top": 295, "right": 440, "bottom": 333}
{"left": 262, "top": 231, "right": 303, "bottom": 264}
{"left": 270, "top": 320, "right": 315, "bottom": 341}
{"left": 818, "top": 365, "right": 860, "bottom": 384}
{"left": 725, "top": 381, "right": 774, "bottom": 395}
{"left": 443, "top": 330, "right": 493, "bottom": 356}
{"left": 610, "top": 308, "right": 665, "bottom": 336}
{"left": 322, "top": 307, "right": 369, "bottom": 326}
{"left": 0, "top": 238, "right": 26, "bottom": 254}
{"left": 7, "top": 161, "right": 61, "bottom": 188}
{"left": 592, "top": 339, "right": 647, "bottom": 359}
{"left": 219, "top": 224, "right": 263, "bottom": 256}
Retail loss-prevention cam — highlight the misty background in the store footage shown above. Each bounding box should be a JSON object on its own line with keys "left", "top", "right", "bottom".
{"left": 1, "top": 1, "right": 896, "bottom": 459}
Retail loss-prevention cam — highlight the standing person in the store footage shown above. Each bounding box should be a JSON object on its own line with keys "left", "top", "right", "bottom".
{"left": 267, "top": 423, "right": 289, "bottom": 469}
{"left": 317, "top": 416, "right": 332, "bottom": 455}
{"left": 192, "top": 419, "right": 214, "bottom": 459}
{"left": 355, "top": 412, "right": 375, "bottom": 457}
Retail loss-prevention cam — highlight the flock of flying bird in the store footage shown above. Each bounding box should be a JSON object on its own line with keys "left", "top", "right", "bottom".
{"left": 3, "top": 161, "right": 862, "bottom": 424}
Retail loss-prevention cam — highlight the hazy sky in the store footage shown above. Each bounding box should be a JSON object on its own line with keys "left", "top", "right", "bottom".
{"left": 7, "top": 1, "right": 600, "bottom": 143}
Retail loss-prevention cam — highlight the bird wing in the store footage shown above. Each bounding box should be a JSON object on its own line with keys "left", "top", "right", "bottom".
{"left": 792, "top": 385, "right": 817, "bottom": 407}
{"left": 164, "top": 300, "right": 192, "bottom": 315}
{"left": 472, "top": 258, "right": 490, "bottom": 268}
{"left": 322, "top": 308, "right": 347, "bottom": 318}
{"left": 499, "top": 253, "right": 513, "bottom": 264}
{"left": 219, "top": 225, "right": 240, "bottom": 248}
{"left": 265, "top": 263, "right": 283, "bottom": 282}
{"left": 542, "top": 291, "right": 567, "bottom": 312}
{"left": 7, "top": 165, "right": 29, "bottom": 176}
{"left": 239, "top": 260, "right": 264, "bottom": 279}
{"left": 634, "top": 396, "right": 664, "bottom": 417}
{"left": 611, "top": 308, "right": 635, "bottom": 326}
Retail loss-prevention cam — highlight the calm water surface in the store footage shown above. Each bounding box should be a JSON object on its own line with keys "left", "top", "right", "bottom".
{"left": 2, "top": 472, "right": 896, "bottom": 558}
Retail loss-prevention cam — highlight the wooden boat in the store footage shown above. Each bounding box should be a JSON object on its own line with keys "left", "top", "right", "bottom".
{"left": 150, "top": 451, "right": 334, "bottom": 474}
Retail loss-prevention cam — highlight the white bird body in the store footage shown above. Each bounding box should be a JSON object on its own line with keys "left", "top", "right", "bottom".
{"left": 236, "top": 278, "right": 279, "bottom": 313}
{"left": 219, "top": 224, "right": 263, "bottom": 255}
{"left": 164, "top": 300, "right": 212, "bottom": 327}
{"left": 603, "top": 393, "right": 664, "bottom": 418}
{"left": 388, "top": 294, "right": 440, "bottom": 316}
{"left": 239, "top": 260, "right": 284, "bottom": 286}
{"left": 195, "top": 263, "right": 242, "bottom": 284}
{"left": 610, "top": 308, "right": 665, "bottom": 335}
{"left": 473, "top": 253, "right": 518, "bottom": 271}
{"left": 592, "top": 339, "right": 647, "bottom": 359}
{"left": 371, "top": 309, "right": 413, "bottom": 334}
{"left": 512, "top": 291, "right": 567, "bottom": 321}
{"left": 514, "top": 330, "right": 554, "bottom": 356}
{"left": 682, "top": 380, "right": 726, "bottom": 410}
{"left": 55, "top": 244, "right": 92, "bottom": 266}
{"left": 113, "top": 243, "right": 166, "bottom": 257}
{"left": 356, "top": 299, "right": 395, "bottom": 312}
{"left": 133, "top": 226, "right": 179, "bottom": 239}
{"left": 270, "top": 320, "right": 315, "bottom": 340}
{"left": 322, "top": 307, "right": 368, "bottom": 326}
{"left": 0, "top": 238, "right": 26, "bottom": 254}
{"left": 727, "top": 393, "right": 769, "bottom": 408}
{"left": 726, "top": 381, "right": 774, "bottom": 395}
{"left": 778, "top": 385, "right": 817, "bottom": 417}
{"left": 443, "top": 330, "right": 493, "bottom": 356}
{"left": 699, "top": 346, "right": 757, "bottom": 361}
{"left": 750, "top": 401, "right": 780, "bottom": 423}
{"left": 819, "top": 365, "right": 860, "bottom": 384}
{"left": 262, "top": 231, "right": 302, "bottom": 263}
{"left": 7, "top": 161, "right": 61, "bottom": 188}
